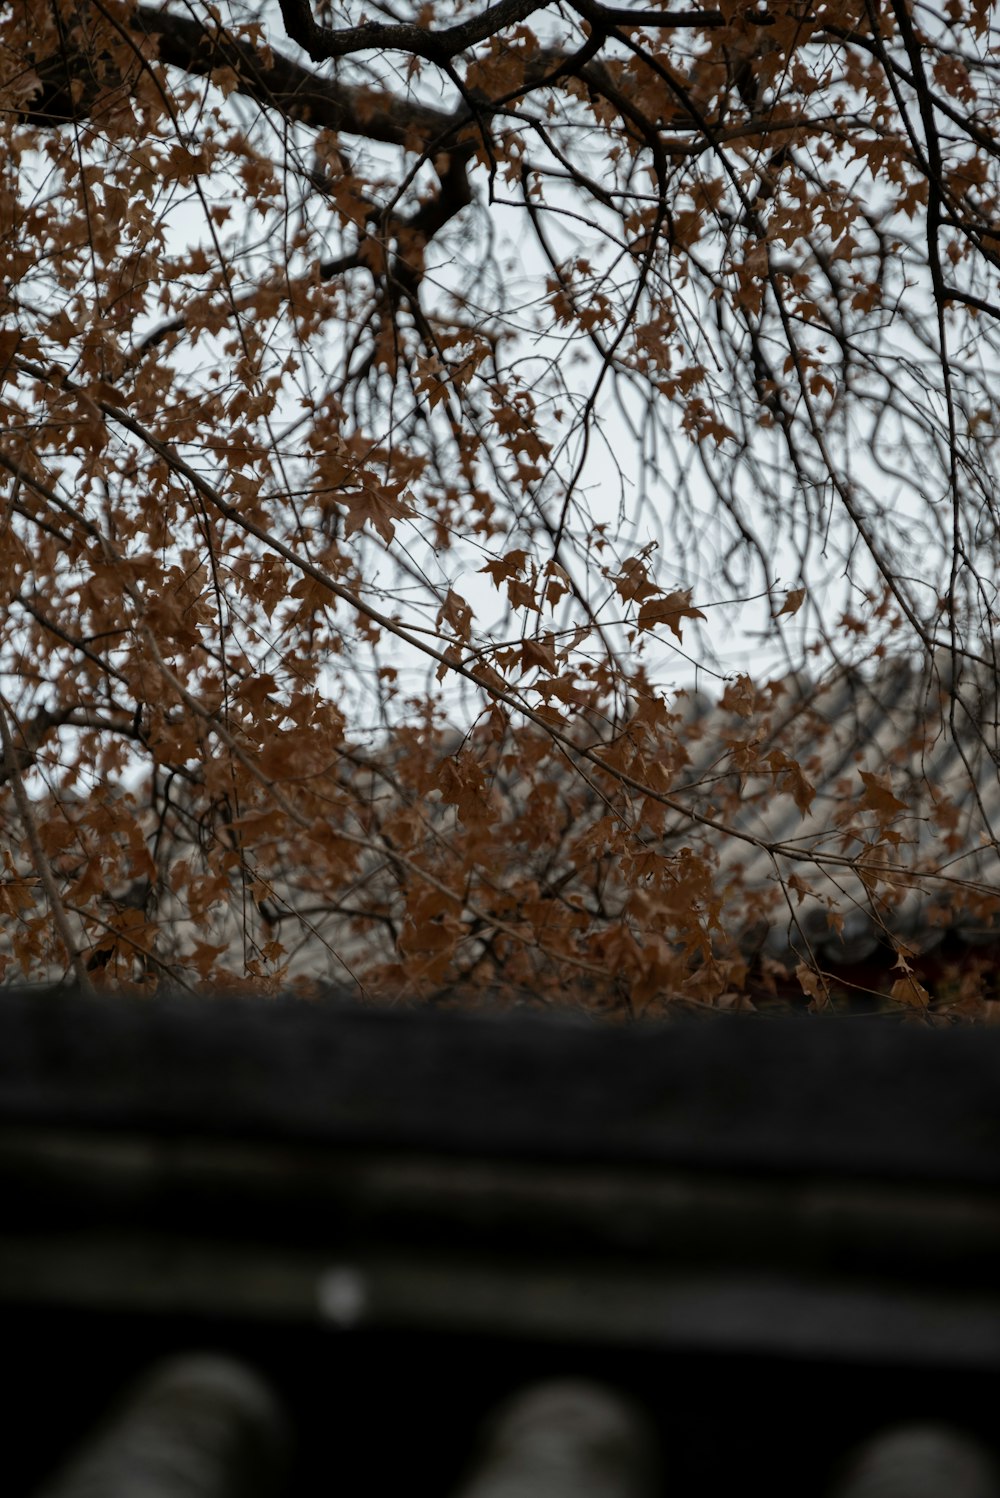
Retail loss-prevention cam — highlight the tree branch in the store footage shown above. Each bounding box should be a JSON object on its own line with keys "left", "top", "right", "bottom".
{"left": 22, "top": 3, "right": 462, "bottom": 146}
{"left": 138, "top": 4, "right": 462, "bottom": 146}
{"left": 277, "top": 0, "right": 556, "bottom": 63}
{"left": 276, "top": 0, "right": 727, "bottom": 65}
{"left": 0, "top": 696, "right": 95, "bottom": 993}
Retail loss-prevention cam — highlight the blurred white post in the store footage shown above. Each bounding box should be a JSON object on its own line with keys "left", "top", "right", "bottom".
{"left": 831, "top": 1424, "right": 1000, "bottom": 1498}
{"left": 31, "top": 1354, "right": 290, "bottom": 1498}
{"left": 453, "top": 1381, "right": 659, "bottom": 1498}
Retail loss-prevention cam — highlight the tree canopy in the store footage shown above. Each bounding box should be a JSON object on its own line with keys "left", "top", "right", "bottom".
{"left": 2, "top": 0, "right": 1000, "bottom": 1012}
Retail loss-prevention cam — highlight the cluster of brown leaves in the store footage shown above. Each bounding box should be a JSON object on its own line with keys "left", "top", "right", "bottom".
{"left": 2, "top": 0, "right": 1000, "bottom": 1015}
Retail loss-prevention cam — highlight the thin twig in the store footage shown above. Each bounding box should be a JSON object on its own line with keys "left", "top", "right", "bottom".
{"left": 0, "top": 696, "right": 95, "bottom": 994}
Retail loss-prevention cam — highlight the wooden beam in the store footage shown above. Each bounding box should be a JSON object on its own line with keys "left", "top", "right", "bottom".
{"left": 2, "top": 989, "right": 1000, "bottom": 1183}
{"left": 4, "top": 990, "right": 1000, "bottom": 1367}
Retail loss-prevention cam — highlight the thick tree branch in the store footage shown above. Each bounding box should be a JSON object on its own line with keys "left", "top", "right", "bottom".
{"left": 278, "top": 0, "right": 556, "bottom": 63}
{"left": 23, "top": 2, "right": 461, "bottom": 145}
{"left": 0, "top": 704, "right": 134, "bottom": 785}
{"left": 20, "top": 2, "right": 735, "bottom": 168}
{"left": 276, "top": 0, "right": 727, "bottom": 64}
{"left": 600, "top": 7, "right": 724, "bottom": 23}
{"left": 139, "top": 4, "right": 461, "bottom": 146}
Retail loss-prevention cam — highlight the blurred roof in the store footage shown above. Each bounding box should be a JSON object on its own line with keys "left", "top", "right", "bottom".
{"left": 673, "top": 651, "right": 1000, "bottom": 967}
{"left": 5, "top": 652, "right": 1000, "bottom": 997}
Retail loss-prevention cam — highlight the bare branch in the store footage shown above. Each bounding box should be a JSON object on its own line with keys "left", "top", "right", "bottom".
{"left": 277, "top": 0, "right": 559, "bottom": 63}
{"left": 137, "top": 4, "right": 460, "bottom": 145}
{"left": 0, "top": 697, "right": 95, "bottom": 993}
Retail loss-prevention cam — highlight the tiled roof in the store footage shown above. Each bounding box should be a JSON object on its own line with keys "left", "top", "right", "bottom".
{"left": 33, "top": 1358, "right": 1000, "bottom": 1498}
{"left": 6, "top": 653, "right": 1000, "bottom": 999}
{"left": 674, "top": 653, "right": 1000, "bottom": 967}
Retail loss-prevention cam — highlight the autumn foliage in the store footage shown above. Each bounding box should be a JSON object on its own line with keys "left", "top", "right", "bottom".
{"left": 2, "top": 0, "right": 1000, "bottom": 1012}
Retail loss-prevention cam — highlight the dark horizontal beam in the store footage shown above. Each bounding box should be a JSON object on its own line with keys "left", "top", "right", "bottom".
{"left": 5, "top": 990, "right": 1000, "bottom": 1364}
{"left": 2, "top": 988, "right": 1000, "bottom": 1185}
{"left": 7, "top": 1225, "right": 1000, "bottom": 1368}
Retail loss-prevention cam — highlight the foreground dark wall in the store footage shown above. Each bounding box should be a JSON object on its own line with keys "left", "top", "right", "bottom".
{"left": 4, "top": 986, "right": 1000, "bottom": 1180}
{"left": 3, "top": 989, "right": 1000, "bottom": 1497}
{"left": 10, "top": 1307, "right": 1000, "bottom": 1498}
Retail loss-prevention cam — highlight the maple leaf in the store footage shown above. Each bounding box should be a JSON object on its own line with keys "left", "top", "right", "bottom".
{"left": 436, "top": 752, "right": 495, "bottom": 826}
{"left": 721, "top": 673, "right": 756, "bottom": 718}
{"left": 859, "top": 770, "right": 908, "bottom": 820}
{"left": 796, "top": 962, "right": 830, "bottom": 1010}
{"left": 636, "top": 589, "right": 706, "bottom": 640}
{"left": 890, "top": 974, "right": 931, "bottom": 1010}
{"left": 768, "top": 750, "right": 815, "bottom": 816}
{"left": 436, "top": 588, "right": 473, "bottom": 643}
{"left": 340, "top": 484, "right": 414, "bottom": 543}
{"left": 520, "top": 636, "right": 557, "bottom": 673}
{"left": 613, "top": 556, "right": 660, "bottom": 604}
{"left": 774, "top": 587, "right": 806, "bottom": 619}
